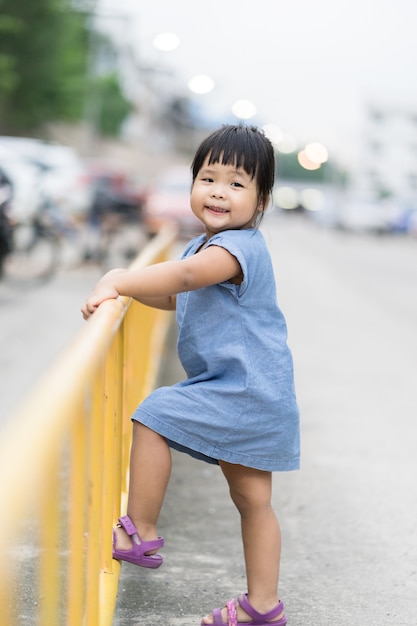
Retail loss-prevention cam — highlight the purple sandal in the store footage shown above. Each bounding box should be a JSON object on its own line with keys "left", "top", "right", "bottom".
{"left": 112, "top": 515, "right": 164, "bottom": 569}
{"left": 201, "top": 593, "right": 287, "bottom": 626}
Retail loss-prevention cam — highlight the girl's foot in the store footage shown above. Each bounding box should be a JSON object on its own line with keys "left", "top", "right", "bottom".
{"left": 112, "top": 515, "right": 164, "bottom": 569}
{"left": 113, "top": 525, "right": 133, "bottom": 551}
{"left": 113, "top": 520, "right": 159, "bottom": 555}
{"left": 201, "top": 594, "right": 286, "bottom": 625}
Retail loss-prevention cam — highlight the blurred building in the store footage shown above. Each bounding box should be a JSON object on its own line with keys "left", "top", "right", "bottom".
{"left": 357, "top": 103, "right": 417, "bottom": 203}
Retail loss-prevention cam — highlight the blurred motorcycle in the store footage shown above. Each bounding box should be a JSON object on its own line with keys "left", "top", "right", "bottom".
{"left": 0, "top": 168, "right": 13, "bottom": 278}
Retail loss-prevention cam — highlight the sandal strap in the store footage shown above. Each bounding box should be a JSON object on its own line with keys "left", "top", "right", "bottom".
{"left": 238, "top": 593, "right": 284, "bottom": 622}
{"left": 210, "top": 607, "right": 224, "bottom": 624}
{"left": 117, "top": 515, "right": 138, "bottom": 537}
{"left": 226, "top": 599, "right": 238, "bottom": 626}
{"left": 117, "top": 515, "right": 164, "bottom": 551}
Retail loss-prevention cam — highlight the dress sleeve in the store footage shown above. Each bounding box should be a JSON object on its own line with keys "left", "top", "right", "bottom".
{"left": 206, "top": 230, "right": 257, "bottom": 297}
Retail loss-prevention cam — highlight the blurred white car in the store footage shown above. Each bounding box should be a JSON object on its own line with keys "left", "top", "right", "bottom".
{"left": 35, "top": 144, "right": 93, "bottom": 217}
{"left": 0, "top": 145, "right": 43, "bottom": 221}
{"left": 0, "top": 137, "right": 92, "bottom": 218}
{"left": 337, "top": 194, "right": 395, "bottom": 234}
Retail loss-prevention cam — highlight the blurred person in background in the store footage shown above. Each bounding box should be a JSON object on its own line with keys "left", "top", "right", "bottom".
{"left": 0, "top": 167, "right": 13, "bottom": 275}
{"left": 82, "top": 170, "right": 143, "bottom": 262}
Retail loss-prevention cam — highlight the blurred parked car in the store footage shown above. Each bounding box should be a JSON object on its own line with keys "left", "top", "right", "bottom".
{"left": 142, "top": 165, "right": 202, "bottom": 237}
{"left": 35, "top": 144, "right": 93, "bottom": 217}
{"left": 85, "top": 165, "right": 144, "bottom": 223}
{"left": 407, "top": 210, "right": 417, "bottom": 236}
{"left": 387, "top": 203, "right": 417, "bottom": 235}
{"left": 0, "top": 136, "right": 92, "bottom": 218}
{"left": 336, "top": 194, "right": 396, "bottom": 234}
{"left": 0, "top": 145, "right": 43, "bottom": 221}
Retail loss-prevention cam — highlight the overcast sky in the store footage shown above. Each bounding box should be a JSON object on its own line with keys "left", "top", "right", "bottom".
{"left": 97, "top": 0, "right": 417, "bottom": 166}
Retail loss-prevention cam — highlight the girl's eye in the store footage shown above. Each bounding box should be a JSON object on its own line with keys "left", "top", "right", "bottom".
{"left": 231, "top": 181, "right": 243, "bottom": 188}
{"left": 201, "top": 177, "right": 213, "bottom": 183}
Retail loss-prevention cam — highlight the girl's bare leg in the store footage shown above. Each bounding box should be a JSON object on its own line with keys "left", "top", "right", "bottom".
{"left": 202, "top": 463, "right": 284, "bottom": 624}
{"left": 114, "top": 422, "right": 172, "bottom": 551}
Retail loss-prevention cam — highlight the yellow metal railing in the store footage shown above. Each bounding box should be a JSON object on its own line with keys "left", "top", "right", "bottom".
{"left": 0, "top": 226, "right": 177, "bottom": 626}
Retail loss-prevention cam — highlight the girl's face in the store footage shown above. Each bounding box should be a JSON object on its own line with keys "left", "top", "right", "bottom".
{"left": 190, "top": 156, "right": 262, "bottom": 238}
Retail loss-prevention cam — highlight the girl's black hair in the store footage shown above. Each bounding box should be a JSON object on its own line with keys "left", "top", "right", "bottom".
{"left": 191, "top": 124, "right": 275, "bottom": 220}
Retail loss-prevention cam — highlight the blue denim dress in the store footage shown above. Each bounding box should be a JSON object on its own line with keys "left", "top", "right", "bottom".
{"left": 132, "top": 228, "right": 300, "bottom": 471}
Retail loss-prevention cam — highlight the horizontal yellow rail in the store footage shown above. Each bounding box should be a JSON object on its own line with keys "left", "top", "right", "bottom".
{"left": 0, "top": 225, "right": 177, "bottom": 626}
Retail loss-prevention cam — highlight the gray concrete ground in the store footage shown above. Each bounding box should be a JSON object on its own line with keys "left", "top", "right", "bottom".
{"left": 1, "top": 216, "right": 416, "bottom": 625}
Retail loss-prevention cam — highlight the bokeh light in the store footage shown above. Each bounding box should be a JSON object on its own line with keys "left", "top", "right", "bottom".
{"left": 304, "top": 142, "right": 329, "bottom": 164}
{"left": 276, "top": 134, "right": 298, "bottom": 153}
{"left": 297, "top": 149, "right": 321, "bottom": 170}
{"left": 262, "top": 123, "right": 283, "bottom": 146}
{"left": 153, "top": 32, "right": 180, "bottom": 52}
{"left": 232, "top": 99, "right": 257, "bottom": 119}
{"left": 187, "top": 75, "right": 215, "bottom": 95}
{"left": 299, "top": 188, "right": 325, "bottom": 211}
{"left": 274, "top": 186, "right": 299, "bottom": 209}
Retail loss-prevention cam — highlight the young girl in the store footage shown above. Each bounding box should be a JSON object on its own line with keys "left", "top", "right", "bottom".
{"left": 81, "top": 124, "right": 300, "bottom": 626}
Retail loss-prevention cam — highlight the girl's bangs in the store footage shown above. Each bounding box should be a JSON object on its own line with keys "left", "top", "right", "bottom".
{"left": 206, "top": 137, "right": 258, "bottom": 179}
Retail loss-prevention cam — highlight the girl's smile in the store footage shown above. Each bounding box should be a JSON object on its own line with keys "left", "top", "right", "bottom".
{"left": 206, "top": 205, "right": 229, "bottom": 214}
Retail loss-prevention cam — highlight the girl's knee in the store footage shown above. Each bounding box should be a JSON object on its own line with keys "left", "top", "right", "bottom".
{"left": 229, "top": 486, "right": 273, "bottom": 517}
{"left": 220, "top": 464, "right": 273, "bottom": 514}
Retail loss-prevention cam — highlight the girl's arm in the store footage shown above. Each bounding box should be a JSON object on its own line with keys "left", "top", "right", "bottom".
{"left": 81, "top": 244, "right": 240, "bottom": 319}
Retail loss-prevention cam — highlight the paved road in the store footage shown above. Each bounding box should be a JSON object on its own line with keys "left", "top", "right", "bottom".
{"left": 264, "top": 218, "right": 417, "bottom": 626}
{"left": 1, "top": 216, "right": 416, "bottom": 625}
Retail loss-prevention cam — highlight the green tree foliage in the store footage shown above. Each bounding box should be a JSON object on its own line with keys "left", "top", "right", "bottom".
{"left": 0, "top": 0, "right": 91, "bottom": 131}
{"left": 0, "top": 14, "right": 23, "bottom": 96}
{"left": 92, "top": 72, "right": 132, "bottom": 136}
{"left": 277, "top": 151, "right": 347, "bottom": 185}
{"left": 83, "top": 32, "right": 133, "bottom": 137}
{"left": 0, "top": 0, "right": 131, "bottom": 136}
{"left": 277, "top": 151, "right": 325, "bottom": 182}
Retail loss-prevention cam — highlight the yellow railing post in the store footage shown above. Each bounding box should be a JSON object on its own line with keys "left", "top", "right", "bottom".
{"left": 67, "top": 402, "right": 88, "bottom": 626}
{"left": 0, "top": 225, "right": 177, "bottom": 626}
{"left": 39, "top": 445, "right": 62, "bottom": 625}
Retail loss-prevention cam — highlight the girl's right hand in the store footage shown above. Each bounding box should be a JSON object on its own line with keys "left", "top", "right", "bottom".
{"left": 81, "top": 284, "right": 119, "bottom": 320}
